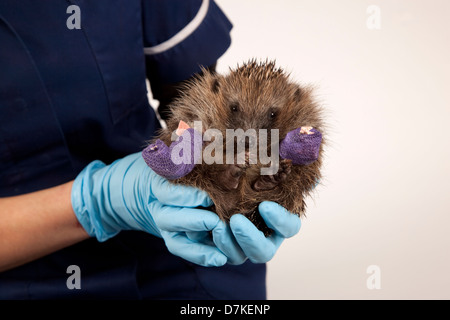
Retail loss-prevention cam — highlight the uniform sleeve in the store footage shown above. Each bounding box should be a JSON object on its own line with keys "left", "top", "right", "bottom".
{"left": 142, "top": 0, "right": 233, "bottom": 84}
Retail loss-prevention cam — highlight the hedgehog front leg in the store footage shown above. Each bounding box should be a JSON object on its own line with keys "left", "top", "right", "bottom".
{"left": 142, "top": 128, "right": 202, "bottom": 180}
{"left": 252, "top": 159, "right": 292, "bottom": 191}
{"left": 279, "top": 126, "right": 322, "bottom": 165}
{"left": 251, "top": 126, "right": 322, "bottom": 191}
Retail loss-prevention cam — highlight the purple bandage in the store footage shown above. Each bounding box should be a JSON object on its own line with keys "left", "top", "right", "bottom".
{"left": 142, "top": 128, "right": 203, "bottom": 180}
{"left": 279, "top": 127, "right": 322, "bottom": 165}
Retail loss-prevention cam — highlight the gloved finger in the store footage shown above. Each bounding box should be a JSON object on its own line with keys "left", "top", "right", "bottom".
{"left": 230, "top": 214, "right": 285, "bottom": 264}
{"left": 185, "top": 231, "right": 214, "bottom": 246}
{"left": 149, "top": 173, "right": 213, "bottom": 208}
{"left": 149, "top": 201, "right": 220, "bottom": 232}
{"left": 258, "top": 201, "right": 301, "bottom": 238}
{"left": 161, "top": 230, "right": 227, "bottom": 267}
{"left": 212, "top": 220, "right": 247, "bottom": 265}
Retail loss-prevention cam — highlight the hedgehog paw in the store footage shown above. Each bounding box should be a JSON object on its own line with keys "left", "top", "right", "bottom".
{"left": 217, "top": 164, "right": 245, "bottom": 191}
{"left": 252, "top": 159, "right": 292, "bottom": 191}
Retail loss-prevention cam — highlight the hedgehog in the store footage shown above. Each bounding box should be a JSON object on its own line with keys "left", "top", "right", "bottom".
{"left": 142, "top": 60, "right": 325, "bottom": 235}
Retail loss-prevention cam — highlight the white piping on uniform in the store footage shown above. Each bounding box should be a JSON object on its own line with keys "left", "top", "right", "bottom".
{"left": 144, "top": 0, "right": 209, "bottom": 55}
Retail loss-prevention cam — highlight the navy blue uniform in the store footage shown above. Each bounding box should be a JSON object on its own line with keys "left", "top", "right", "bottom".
{"left": 0, "top": 0, "right": 266, "bottom": 299}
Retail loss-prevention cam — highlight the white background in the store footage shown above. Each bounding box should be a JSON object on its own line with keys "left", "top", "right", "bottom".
{"left": 214, "top": 0, "right": 450, "bottom": 299}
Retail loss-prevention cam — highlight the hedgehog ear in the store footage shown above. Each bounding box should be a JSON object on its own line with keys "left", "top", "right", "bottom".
{"left": 293, "top": 86, "right": 303, "bottom": 101}
{"left": 211, "top": 77, "right": 220, "bottom": 93}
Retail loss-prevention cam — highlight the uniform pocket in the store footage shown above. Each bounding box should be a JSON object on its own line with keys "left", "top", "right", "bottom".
{"left": 0, "top": 15, "right": 73, "bottom": 196}
{"left": 72, "top": 0, "right": 149, "bottom": 124}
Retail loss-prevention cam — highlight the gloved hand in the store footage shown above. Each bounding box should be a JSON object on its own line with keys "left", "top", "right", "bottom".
{"left": 212, "top": 201, "right": 301, "bottom": 265}
{"left": 71, "top": 152, "right": 228, "bottom": 267}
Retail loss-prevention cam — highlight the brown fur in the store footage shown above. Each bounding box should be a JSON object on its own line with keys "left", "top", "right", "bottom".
{"left": 152, "top": 60, "right": 325, "bottom": 235}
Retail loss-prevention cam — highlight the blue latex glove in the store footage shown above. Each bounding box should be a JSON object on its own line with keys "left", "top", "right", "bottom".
{"left": 212, "top": 202, "right": 301, "bottom": 264}
{"left": 71, "top": 152, "right": 228, "bottom": 267}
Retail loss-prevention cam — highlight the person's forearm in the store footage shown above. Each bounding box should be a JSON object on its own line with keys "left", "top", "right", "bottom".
{"left": 0, "top": 181, "right": 89, "bottom": 272}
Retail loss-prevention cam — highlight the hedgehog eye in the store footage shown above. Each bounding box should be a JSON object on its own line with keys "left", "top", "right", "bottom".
{"left": 230, "top": 102, "right": 239, "bottom": 113}
{"left": 270, "top": 110, "right": 277, "bottom": 119}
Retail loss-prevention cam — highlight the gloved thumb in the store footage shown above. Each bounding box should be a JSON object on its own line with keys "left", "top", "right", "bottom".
{"left": 148, "top": 169, "right": 213, "bottom": 208}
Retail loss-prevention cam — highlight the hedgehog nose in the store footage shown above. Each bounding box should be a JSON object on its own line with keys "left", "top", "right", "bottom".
{"left": 238, "top": 136, "right": 256, "bottom": 151}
